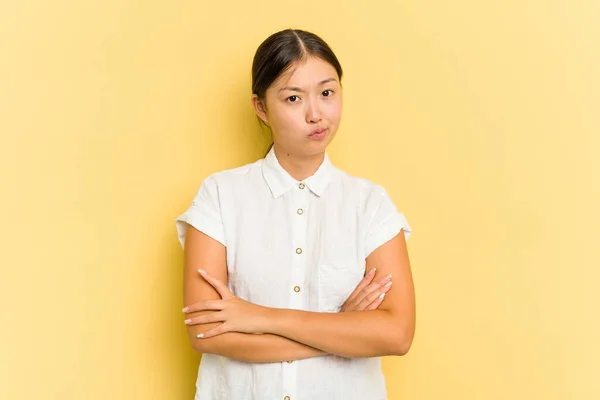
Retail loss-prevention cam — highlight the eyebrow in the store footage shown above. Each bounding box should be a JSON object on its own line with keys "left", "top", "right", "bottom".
{"left": 278, "top": 78, "right": 338, "bottom": 93}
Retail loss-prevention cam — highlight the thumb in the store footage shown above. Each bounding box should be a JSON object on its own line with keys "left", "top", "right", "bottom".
{"left": 198, "top": 269, "right": 233, "bottom": 299}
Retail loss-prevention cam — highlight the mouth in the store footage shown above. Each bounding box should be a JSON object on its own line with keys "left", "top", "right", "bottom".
{"left": 309, "top": 128, "right": 327, "bottom": 137}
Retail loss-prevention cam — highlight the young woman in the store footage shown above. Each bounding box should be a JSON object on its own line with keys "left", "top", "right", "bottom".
{"left": 176, "top": 28, "right": 415, "bottom": 400}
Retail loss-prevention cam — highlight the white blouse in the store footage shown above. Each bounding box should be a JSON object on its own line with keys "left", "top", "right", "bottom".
{"left": 175, "top": 147, "right": 412, "bottom": 400}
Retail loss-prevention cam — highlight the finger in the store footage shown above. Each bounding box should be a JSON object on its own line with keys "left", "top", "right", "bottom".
{"left": 366, "top": 293, "right": 386, "bottom": 310}
{"left": 182, "top": 299, "right": 223, "bottom": 314}
{"left": 344, "top": 268, "right": 377, "bottom": 308}
{"left": 357, "top": 268, "right": 377, "bottom": 291}
{"left": 184, "top": 312, "right": 225, "bottom": 326}
{"left": 357, "top": 281, "right": 393, "bottom": 310}
{"left": 198, "top": 269, "right": 232, "bottom": 299}
{"left": 363, "top": 274, "right": 393, "bottom": 296}
{"left": 365, "top": 283, "right": 393, "bottom": 311}
{"left": 354, "top": 275, "right": 391, "bottom": 307}
{"left": 196, "top": 323, "right": 230, "bottom": 339}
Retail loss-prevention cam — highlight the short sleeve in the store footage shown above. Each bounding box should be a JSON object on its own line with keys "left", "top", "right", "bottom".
{"left": 365, "top": 186, "right": 412, "bottom": 257}
{"left": 175, "top": 176, "right": 226, "bottom": 248}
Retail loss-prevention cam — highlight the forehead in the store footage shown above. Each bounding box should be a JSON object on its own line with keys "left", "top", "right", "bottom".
{"left": 274, "top": 56, "right": 338, "bottom": 87}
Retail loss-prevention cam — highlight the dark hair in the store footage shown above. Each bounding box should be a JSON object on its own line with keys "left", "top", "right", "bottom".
{"left": 251, "top": 29, "right": 344, "bottom": 155}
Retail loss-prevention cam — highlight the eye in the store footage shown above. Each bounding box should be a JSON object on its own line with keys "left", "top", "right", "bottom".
{"left": 322, "top": 89, "right": 334, "bottom": 97}
{"left": 287, "top": 95, "right": 300, "bottom": 103}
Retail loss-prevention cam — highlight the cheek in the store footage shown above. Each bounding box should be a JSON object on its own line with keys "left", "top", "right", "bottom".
{"left": 326, "top": 100, "right": 343, "bottom": 123}
{"left": 278, "top": 108, "right": 306, "bottom": 130}
{"left": 271, "top": 109, "right": 304, "bottom": 139}
{"left": 268, "top": 106, "right": 290, "bottom": 127}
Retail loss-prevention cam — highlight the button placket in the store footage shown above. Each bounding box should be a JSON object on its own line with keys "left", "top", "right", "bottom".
{"left": 290, "top": 191, "right": 306, "bottom": 303}
{"left": 291, "top": 188, "right": 308, "bottom": 302}
{"left": 282, "top": 184, "right": 307, "bottom": 400}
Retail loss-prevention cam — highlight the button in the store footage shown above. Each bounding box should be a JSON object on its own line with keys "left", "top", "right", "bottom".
{"left": 294, "top": 286, "right": 301, "bottom": 293}
{"left": 298, "top": 183, "right": 305, "bottom": 189}
{"left": 287, "top": 360, "right": 293, "bottom": 364}
{"left": 284, "top": 397, "right": 291, "bottom": 400}
{"left": 297, "top": 208, "right": 304, "bottom": 215}
{"left": 295, "top": 248, "right": 302, "bottom": 254}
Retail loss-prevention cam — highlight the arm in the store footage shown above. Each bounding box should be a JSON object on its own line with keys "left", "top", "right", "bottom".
{"left": 263, "top": 230, "right": 415, "bottom": 358}
{"left": 182, "top": 224, "right": 326, "bottom": 363}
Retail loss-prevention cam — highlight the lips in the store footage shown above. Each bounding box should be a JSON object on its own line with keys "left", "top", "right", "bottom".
{"left": 309, "top": 128, "right": 326, "bottom": 136}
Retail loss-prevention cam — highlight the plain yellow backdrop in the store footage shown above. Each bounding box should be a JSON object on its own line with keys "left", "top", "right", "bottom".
{"left": 1, "top": 0, "right": 599, "bottom": 399}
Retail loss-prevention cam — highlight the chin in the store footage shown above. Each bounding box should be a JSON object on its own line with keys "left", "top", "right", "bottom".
{"left": 306, "top": 140, "right": 331, "bottom": 155}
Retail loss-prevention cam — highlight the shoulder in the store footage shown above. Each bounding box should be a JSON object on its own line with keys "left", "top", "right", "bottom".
{"left": 332, "top": 167, "right": 413, "bottom": 246}
{"left": 332, "top": 166, "right": 390, "bottom": 201}
{"left": 187, "top": 158, "right": 265, "bottom": 206}
{"left": 201, "top": 157, "right": 265, "bottom": 187}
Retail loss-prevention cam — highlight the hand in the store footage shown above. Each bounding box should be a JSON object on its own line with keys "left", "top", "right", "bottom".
{"left": 182, "top": 269, "right": 270, "bottom": 339}
{"left": 340, "top": 268, "right": 393, "bottom": 312}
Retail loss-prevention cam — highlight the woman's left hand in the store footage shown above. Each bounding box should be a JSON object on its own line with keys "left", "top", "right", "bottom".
{"left": 182, "top": 269, "right": 271, "bottom": 338}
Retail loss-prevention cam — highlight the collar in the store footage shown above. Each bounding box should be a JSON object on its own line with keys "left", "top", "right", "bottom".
{"left": 262, "top": 146, "right": 334, "bottom": 198}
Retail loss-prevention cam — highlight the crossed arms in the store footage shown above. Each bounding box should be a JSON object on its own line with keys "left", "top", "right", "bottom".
{"left": 181, "top": 225, "right": 415, "bottom": 363}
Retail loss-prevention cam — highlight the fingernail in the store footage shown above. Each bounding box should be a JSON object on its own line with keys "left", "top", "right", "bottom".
{"left": 198, "top": 269, "right": 206, "bottom": 275}
{"left": 379, "top": 293, "right": 386, "bottom": 299}
{"left": 369, "top": 268, "right": 376, "bottom": 275}
{"left": 196, "top": 333, "right": 204, "bottom": 338}
{"left": 184, "top": 319, "right": 192, "bottom": 324}
{"left": 182, "top": 307, "right": 189, "bottom": 313}
{"left": 385, "top": 281, "right": 393, "bottom": 287}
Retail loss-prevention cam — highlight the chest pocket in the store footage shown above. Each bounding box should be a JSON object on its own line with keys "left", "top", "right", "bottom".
{"left": 317, "top": 262, "right": 365, "bottom": 313}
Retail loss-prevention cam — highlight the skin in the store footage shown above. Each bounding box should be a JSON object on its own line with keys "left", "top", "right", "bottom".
{"left": 251, "top": 55, "right": 342, "bottom": 180}
{"left": 181, "top": 55, "right": 416, "bottom": 361}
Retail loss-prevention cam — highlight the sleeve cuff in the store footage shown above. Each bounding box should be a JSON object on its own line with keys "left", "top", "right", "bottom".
{"left": 175, "top": 208, "right": 226, "bottom": 248}
{"left": 365, "top": 212, "right": 412, "bottom": 257}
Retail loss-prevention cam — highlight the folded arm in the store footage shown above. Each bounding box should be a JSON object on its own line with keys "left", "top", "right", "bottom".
{"left": 189, "top": 323, "right": 326, "bottom": 363}
{"left": 183, "top": 225, "right": 415, "bottom": 360}
{"left": 182, "top": 225, "right": 325, "bottom": 363}
{"left": 264, "top": 230, "right": 415, "bottom": 358}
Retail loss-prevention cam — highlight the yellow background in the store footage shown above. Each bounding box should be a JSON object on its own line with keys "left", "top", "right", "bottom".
{"left": 1, "top": 0, "right": 598, "bottom": 399}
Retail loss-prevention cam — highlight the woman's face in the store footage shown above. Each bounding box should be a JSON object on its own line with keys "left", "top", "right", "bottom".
{"left": 253, "top": 56, "right": 343, "bottom": 157}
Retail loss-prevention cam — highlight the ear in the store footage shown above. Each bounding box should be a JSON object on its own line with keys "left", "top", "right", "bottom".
{"left": 251, "top": 94, "right": 269, "bottom": 126}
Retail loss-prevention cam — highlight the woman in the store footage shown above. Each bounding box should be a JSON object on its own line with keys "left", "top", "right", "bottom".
{"left": 176, "top": 28, "right": 415, "bottom": 400}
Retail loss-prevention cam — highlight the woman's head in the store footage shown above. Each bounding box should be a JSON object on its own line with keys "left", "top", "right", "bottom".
{"left": 251, "top": 29, "right": 343, "bottom": 157}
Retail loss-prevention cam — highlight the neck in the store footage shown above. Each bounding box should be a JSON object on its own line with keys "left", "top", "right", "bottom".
{"left": 273, "top": 145, "right": 325, "bottom": 181}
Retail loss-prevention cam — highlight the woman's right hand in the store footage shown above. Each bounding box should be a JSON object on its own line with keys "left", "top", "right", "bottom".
{"left": 340, "top": 268, "right": 393, "bottom": 312}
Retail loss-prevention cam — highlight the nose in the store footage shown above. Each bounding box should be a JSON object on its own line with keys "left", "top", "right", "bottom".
{"left": 305, "top": 97, "right": 322, "bottom": 124}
